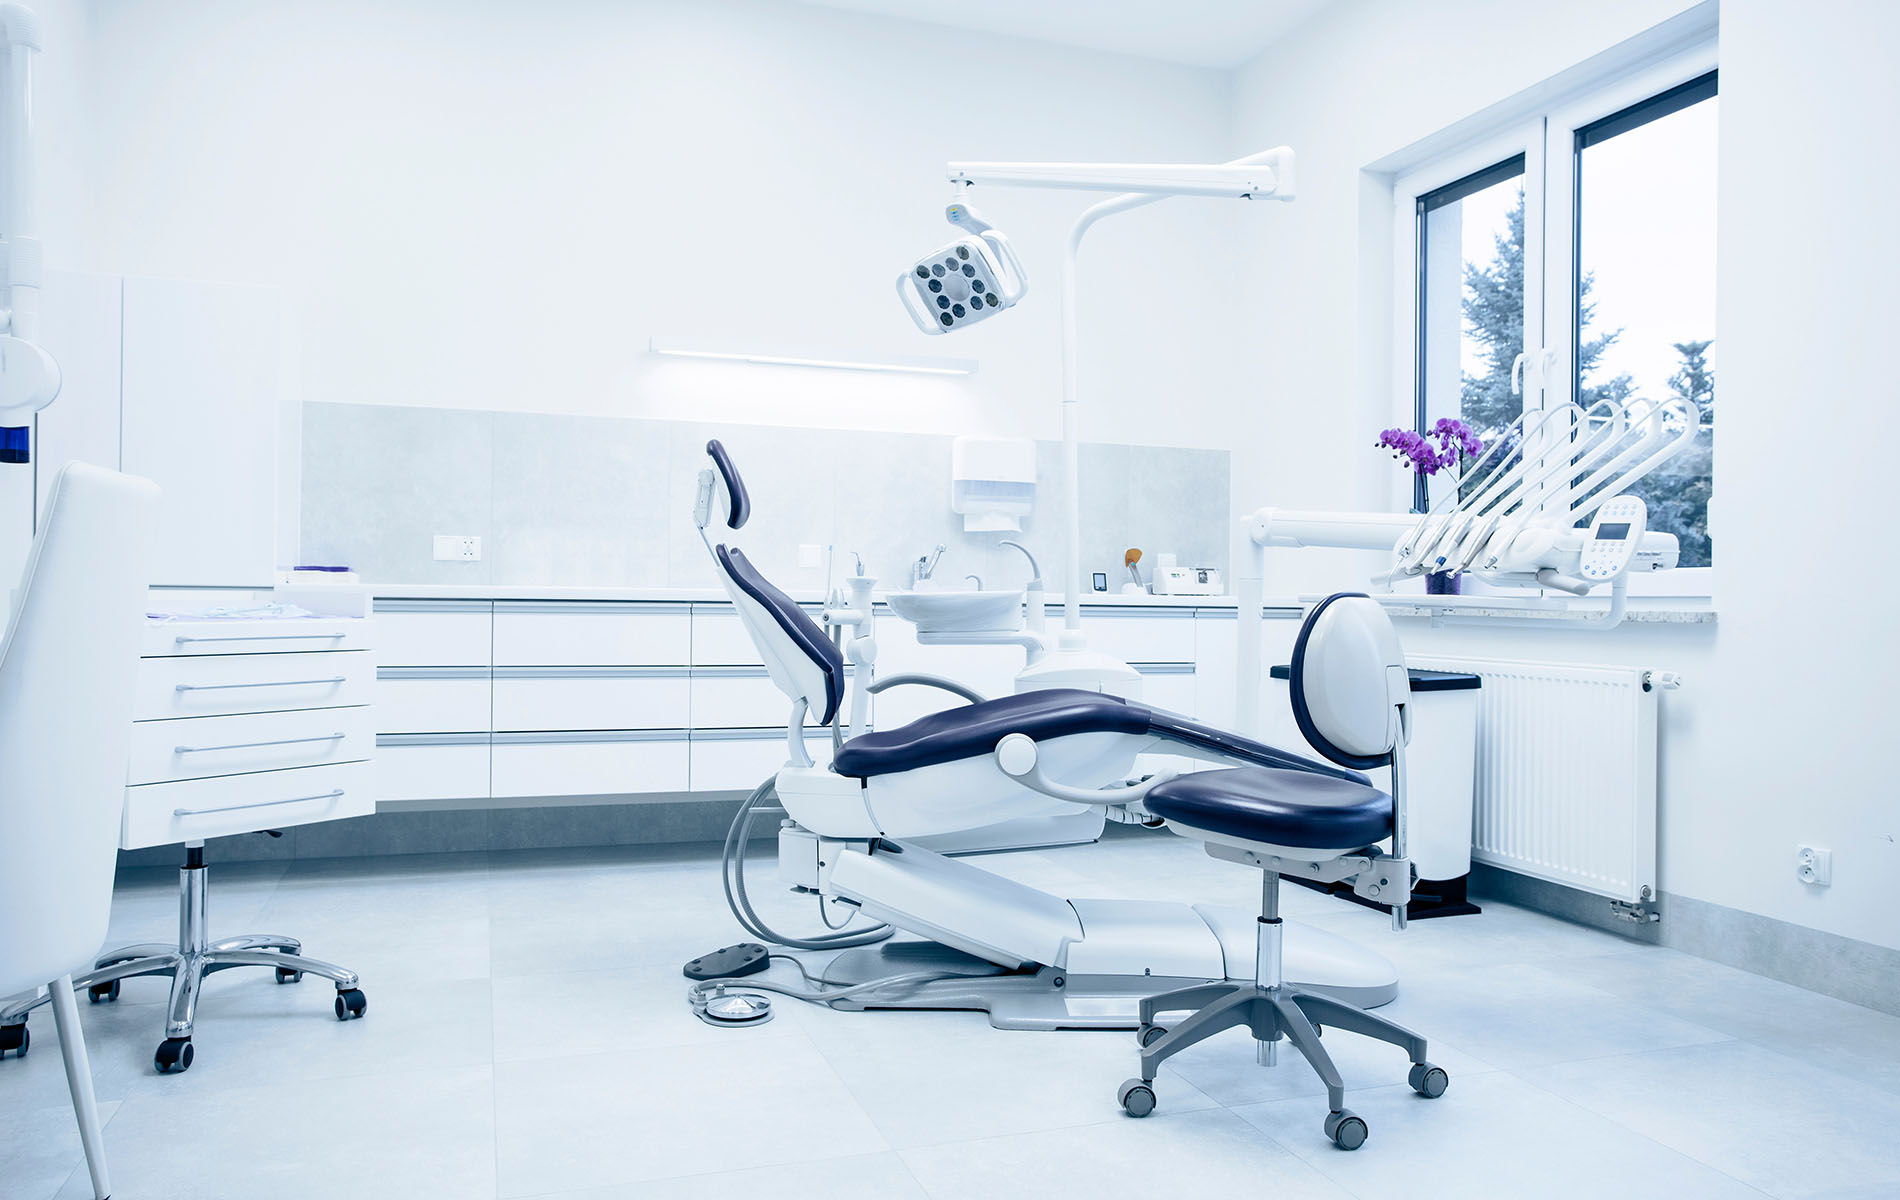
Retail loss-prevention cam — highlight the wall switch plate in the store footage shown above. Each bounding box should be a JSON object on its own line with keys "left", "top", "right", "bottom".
{"left": 433, "top": 534, "right": 482, "bottom": 562}
{"left": 1797, "top": 845, "right": 1832, "bottom": 886}
{"left": 798, "top": 544, "right": 823, "bottom": 569}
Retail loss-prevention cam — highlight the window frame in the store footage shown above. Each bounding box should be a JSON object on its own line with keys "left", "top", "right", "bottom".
{"left": 1390, "top": 39, "right": 1718, "bottom": 598}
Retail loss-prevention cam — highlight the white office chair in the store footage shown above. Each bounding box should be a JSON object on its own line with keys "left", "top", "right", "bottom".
{"left": 0, "top": 462, "right": 160, "bottom": 1200}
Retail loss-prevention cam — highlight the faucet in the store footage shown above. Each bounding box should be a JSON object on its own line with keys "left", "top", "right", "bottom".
{"left": 910, "top": 543, "right": 945, "bottom": 588}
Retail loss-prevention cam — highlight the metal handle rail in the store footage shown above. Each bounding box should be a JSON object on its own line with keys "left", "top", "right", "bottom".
{"left": 173, "top": 633, "right": 346, "bottom": 645}
{"left": 174, "top": 733, "right": 347, "bottom": 755}
{"left": 174, "top": 677, "right": 347, "bottom": 693}
{"left": 172, "top": 789, "right": 345, "bottom": 818}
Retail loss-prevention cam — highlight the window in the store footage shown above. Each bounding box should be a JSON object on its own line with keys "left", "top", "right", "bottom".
{"left": 1396, "top": 43, "right": 1718, "bottom": 589}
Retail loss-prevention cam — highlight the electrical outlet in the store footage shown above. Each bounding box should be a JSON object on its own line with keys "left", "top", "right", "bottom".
{"left": 1797, "top": 845, "right": 1832, "bottom": 886}
{"left": 433, "top": 534, "right": 482, "bottom": 562}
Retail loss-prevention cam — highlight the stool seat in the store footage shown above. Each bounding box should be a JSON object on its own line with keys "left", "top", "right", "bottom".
{"left": 1144, "top": 766, "right": 1392, "bottom": 852}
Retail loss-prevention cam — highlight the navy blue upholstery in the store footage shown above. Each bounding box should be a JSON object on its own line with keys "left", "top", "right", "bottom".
{"left": 715, "top": 545, "right": 845, "bottom": 725}
{"left": 832, "top": 687, "right": 1369, "bottom": 783}
{"left": 706, "top": 440, "right": 750, "bottom": 530}
{"left": 1143, "top": 767, "right": 1393, "bottom": 851}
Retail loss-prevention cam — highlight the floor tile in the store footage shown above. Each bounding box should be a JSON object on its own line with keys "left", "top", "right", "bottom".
{"left": 900, "top": 1106, "right": 1356, "bottom": 1199}
{"left": 1234, "top": 1068, "right": 1768, "bottom": 1197}
{"left": 490, "top": 962, "right": 805, "bottom": 1060}
{"left": 492, "top": 1036, "right": 885, "bottom": 1196}
{"left": 54, "top": 1065, "right": 497, "bottom": 1200}
{"left": 798, "top": 1004, "right": 1220, "bottom": 1149}
{"left": 520, "top": 1152, "right": 928, "bottom": 1199}
{"left": 1534, "top": 1039, "right": 1900, "bottom": 1199}
{"left": 0, "top": 1098, "right": 121, "bottom": 1200}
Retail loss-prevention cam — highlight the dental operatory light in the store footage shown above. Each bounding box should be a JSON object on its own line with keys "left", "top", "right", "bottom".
{"left": 896, "top": 194, "right": 1029, "bottom": 335}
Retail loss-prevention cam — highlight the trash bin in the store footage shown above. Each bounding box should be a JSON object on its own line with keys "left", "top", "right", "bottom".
{"left": 1265, "top": 665, "right": 1482, "bottom": 919}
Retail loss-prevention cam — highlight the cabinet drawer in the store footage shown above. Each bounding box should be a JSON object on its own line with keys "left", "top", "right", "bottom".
{"left": 1080, "top": 609, "right": 1198, "bottom": 664}
{"left": 374, "top": 736, "right": 490, "bottom": 804}
{"left": 691, "top": 604, "right": 824, "bottom": 666}
{"left": 1133, "top": 664, "right": 1197, "bottom": 716}
{"left": 143, "top": 617, "right": 371, "bottom": 658}
{"left": 489, "top": 733, "right": 689, "bottom": 798}
{"left": 374, "top": 602, "right": 493, "bottom": 667}
{"left": 493, "top": 602, "right": 690, "bottom": 667}
{"left": 121, "top": 761, "right": 374, "bottom": 850}
{"left": 689, "top": 669, "right": 801, "bottom": 729}
{"left": 128, "top": 705, "right": 374, "bottom": 785}
{"left": 689, "top": 731, "right": 831, "bottom": 792}
{"left": 492, "top": 669, "right": 689, "bottom": 732}
{"left": 377, "top": 669, "right": 492, "bottom": 733}
{"left": 136, "top": 650, "right": 374, "bottom": 720}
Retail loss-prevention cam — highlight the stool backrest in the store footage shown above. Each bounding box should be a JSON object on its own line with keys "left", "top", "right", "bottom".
{"left": 0, "top": 463, "right": 158, "bottom": 996}
{"left": 1288, "top": 592, "right": 1411, "bottom": 772}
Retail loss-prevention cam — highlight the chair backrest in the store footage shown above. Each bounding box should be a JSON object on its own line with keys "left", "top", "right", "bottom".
{"left": 0, "top": 463, "right": 158, "bottom": 996}
{"left": 1287, "top": 592, "right": 1411, "bottom": 772}
{"left": 697, "top": 440, "right": 845, "bottom": 727}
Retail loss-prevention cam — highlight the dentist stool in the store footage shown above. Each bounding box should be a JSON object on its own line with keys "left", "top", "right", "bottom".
{"left": 0, "top": 462, "right": 161, "bottom": 1199}
{"left": 1118, "top": 592, "right": 1448, "bottom": 1150}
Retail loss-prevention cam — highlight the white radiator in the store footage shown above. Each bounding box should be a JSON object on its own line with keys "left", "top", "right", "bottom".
{"left": 1409, "top": 655, "right": 1660, "bottom": 905}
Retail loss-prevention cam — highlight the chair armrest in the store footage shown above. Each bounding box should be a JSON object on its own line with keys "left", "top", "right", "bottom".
{"left": 865, "top": 674, "right": 988, "bottom": 705}
{"left": 992, "top": 733, "right": 1178, "bottom": 807}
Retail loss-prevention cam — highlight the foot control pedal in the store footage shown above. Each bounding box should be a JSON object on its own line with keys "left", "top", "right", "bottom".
{"left": 683, "top": 942, "right": 770, "bottom": 982}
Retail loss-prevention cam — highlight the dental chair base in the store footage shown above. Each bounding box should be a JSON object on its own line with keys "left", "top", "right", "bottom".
{"left": 785, "top": 833, "right": 1397, "bottom": 1025}
{"left": 0, "top": 845, "right": 366, "bottom": 1075}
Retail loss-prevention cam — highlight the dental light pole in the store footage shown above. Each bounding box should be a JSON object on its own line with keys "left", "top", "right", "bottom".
{"left": 921, "top": 150, "right": 1296, "bottom": 692}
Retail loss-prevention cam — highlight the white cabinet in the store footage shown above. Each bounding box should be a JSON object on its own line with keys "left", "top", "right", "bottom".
{"left": 490, "top": 733, "right": 689, "bottom": 798}
{"left": 376, "top": 669, "right": 492, "bottom": 734}
{"left": 491, "top": 669, "right": 690, "bottom": 732}
{"left": 375, "top": 736, "right": 490, "bottom": 804}
{"left": 493, "top": 602, "right": 691, "bottom": 667}
{"left": 376, "top": 601, "right": 493, "bottom": 667}
{"left": 32, "top": 272, "right": 293, "bottom": 588}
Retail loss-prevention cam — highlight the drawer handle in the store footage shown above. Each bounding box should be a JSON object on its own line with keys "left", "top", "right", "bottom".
{"left": 172, "top": 789, "right": 345, "bottom": 818}
{"left": 174, "top": 733, "right": 347, "bottom": 755}
{"left": 175, "top": 676, "right": 347, "bottom": 693}
{"left": 173, "top": 633, "right": 347, "bottom": 645}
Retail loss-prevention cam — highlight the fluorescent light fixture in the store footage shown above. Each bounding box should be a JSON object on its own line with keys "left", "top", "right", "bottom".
{"left": 647, "top": 338, "right": 976, "bottom": 377}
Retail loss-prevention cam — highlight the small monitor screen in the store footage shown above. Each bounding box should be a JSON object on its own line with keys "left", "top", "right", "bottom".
{"left": 1596, "top": 522, "right": 1631, "bottom": 541}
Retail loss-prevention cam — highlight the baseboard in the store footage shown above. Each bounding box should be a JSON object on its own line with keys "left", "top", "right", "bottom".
{"left": 1469, "top": 863, "right": 1900, "bottom": 1018}
{"left": 114, "top": 793, "right": 773, "bottom": 868}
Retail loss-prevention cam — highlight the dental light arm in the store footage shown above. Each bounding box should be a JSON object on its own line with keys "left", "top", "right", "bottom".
{"left": 0, "top": 5, "right": 60, "bottom": 447}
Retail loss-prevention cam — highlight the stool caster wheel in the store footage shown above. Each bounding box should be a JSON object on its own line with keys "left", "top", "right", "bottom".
{"left": 1409, "top": 1062, "right": 1448, "bottom": 1098}
{"left": 275, "top": 966, "right": 303, "bottom": 985}
{"left": 1136, "top": 1024, "right": 1168, "bottom": 1049}
{"left": 0, "top": 1022, "right": 27, "bottom": 1059}
{"left": 1325, "top": 1109, "right": 1367, "bottom": 1151}
{"left": 334, "top": 988, "right": 367, "bottom": 1021}
{"left": 154, "top": 1037, "right": 194, "bottom": 1074}
{"left": 88, "top": 980, "right": 121, "bottom": 1004}
{"left": 1117, "top": 1078, "right": 1156, "bottom": 1118}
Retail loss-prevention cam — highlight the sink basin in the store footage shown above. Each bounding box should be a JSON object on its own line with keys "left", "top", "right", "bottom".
{"left": 887, "top": 589, "right": 1025, "bottom": 634}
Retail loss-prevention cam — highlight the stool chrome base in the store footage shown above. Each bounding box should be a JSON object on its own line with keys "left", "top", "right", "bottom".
{"left": 0, "top": 850, "right": 367, "bottom": 1075}
{"left": 1117, "top": 872, "right": 1445, "bottom": 1150}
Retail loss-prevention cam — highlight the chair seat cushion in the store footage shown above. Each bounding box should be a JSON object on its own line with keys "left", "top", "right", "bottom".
{"left": 1143, "top": 766, "right": 1393, "bottom": 852}
{"left": 834, "top": 688, "right": 1150, "bottom": 778}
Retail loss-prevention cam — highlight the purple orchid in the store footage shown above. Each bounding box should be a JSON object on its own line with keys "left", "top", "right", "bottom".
{"left": 1378, "top": 418, "right": 1484, "bottom": 478}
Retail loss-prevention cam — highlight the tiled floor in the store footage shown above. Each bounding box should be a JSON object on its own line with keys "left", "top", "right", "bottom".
{"left": 5, "top": 830, "right": 1899, "bottom": 1199}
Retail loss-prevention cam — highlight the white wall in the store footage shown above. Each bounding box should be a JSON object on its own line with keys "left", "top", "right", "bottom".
{"left": 81, "top": 0, "right": 1257, "bottom": 454}
{"left": 1227, "top": 0, "right": 1900, "bottom": 951}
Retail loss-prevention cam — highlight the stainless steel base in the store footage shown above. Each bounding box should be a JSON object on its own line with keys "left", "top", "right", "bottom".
{"left": 0, "top": 856, "right": 365, "bottom": 1072}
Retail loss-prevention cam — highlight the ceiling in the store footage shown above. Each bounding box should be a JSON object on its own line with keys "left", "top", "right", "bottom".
{"left": 784, "top": 0, "right": 1336, "bottom": 70}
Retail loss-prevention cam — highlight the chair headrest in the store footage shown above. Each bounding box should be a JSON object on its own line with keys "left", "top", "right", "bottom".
{"left": 706, "top": 440, "right": 750, "bottom": 530}
{"left": 1288, "top": 592, "right": 1410, "bottom": 770}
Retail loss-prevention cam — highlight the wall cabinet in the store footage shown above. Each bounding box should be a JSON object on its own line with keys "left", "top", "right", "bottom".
{"left": 34, "top": 271, "right": 293, "bottom": 588}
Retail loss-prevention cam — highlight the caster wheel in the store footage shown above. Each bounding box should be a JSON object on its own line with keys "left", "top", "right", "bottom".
{"left": 154, "top": 1037, "right": 194, "bottom": 1074}
{"left": 1409, "top": 1062, "right": 1449, "bottom": 1098}
{"left": 1137, "top": 1024, "right": 1168, "bottom": 1049}
{"left": 334, "top": 988, "right": 367, "bottom": 1021}
{"left": 1325, "top": 1109, "right": 1367, "bottom": 1151}
{"left": 88, "top": 980, "right": 121, "bottom": 1004}
{"left": 275, "top": 966, "right": 304, "bottom": 985}
{"left": 1117, "top": 1078, "right": 1157, "bottom": 1118}
{"left": 0, "top": 1023, "right": 27, "bottom": 1059}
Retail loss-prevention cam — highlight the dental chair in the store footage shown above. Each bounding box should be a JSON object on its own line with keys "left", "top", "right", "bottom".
{"left": 1117, "top": 592, "right": 1446, "bottom": 1150}
{"left": 691, "top": 441, "right": 1404, "bottom": 1028}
